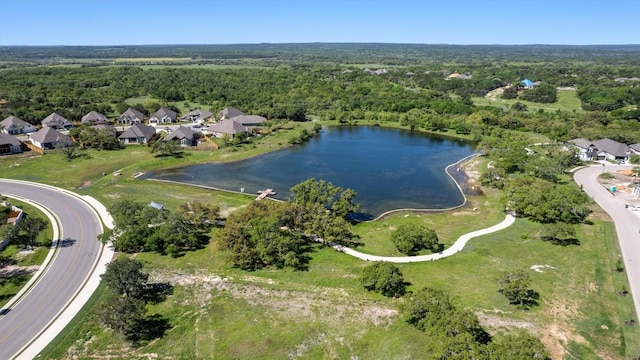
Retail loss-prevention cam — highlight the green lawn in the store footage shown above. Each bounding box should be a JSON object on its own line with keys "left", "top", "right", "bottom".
{"left": 4, "top": 121, "right": 637, "bottom": 359}
{"left": 0, "top": 201, "right": 53, "bottom": 308}
{"left": 473, "top": 88, "right": 584, "bottom": 113}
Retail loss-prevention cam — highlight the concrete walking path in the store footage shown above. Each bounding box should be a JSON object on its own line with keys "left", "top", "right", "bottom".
{"left": 328, "top": 213, "right": 516, "bottom": 263}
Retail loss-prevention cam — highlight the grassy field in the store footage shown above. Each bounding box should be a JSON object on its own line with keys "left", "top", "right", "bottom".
{"left": 3, "top": 122, "right": 638, "bottom": 358}
{"left": 473, "top": 88, "right": 585, "bottom": 113}
{"left": 37, "top": 184, "right": 640, "bottom": 359}
{"left": 0, "top": 200, "right": 53, "bottom": 307}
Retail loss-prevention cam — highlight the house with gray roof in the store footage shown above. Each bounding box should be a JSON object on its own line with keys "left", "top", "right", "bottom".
{"left": 149, "top": 107, "right": 178, "bottom": 125}
{"left": 92, "top": 124, "right": 117, "bottom": 136}
{"left": 1, "top": 116, "right": 36, "bottom": 135}
{"left": 118, "top": 123, "right": 156, "bottom": 144}
{"left": 163, "top": 126, "right": 197, "bottom": 146}
{"left": 41, "top": 112, "right": 73, "bottom": 130}
{"left": 230, "top": 114, "right": 267, "bottom": 127}
{"left": 217, "top": 107, "right": 246, "bottom": 121}
{"left": 0, "top": 133, "right": 23, "bottom": 155}
{"left": 181, "top": 109, "right": 213, "bottom": 123}
{"left": 81, "top": 111, "right": 109, "bottom": 125}
{"left": 117, "top": 108, "right": 145, "bottom": 125}
{"left": 630, "top": 143, "right": 640, "bottom": 155}
{"left": 568, "top": 138, "right": 632, "bottom": 163}
{"left": 208, "top": 119, "right": 248, "bottom": 138}
{"left": 29, "top": 127, "right": 73, "bottom": 150}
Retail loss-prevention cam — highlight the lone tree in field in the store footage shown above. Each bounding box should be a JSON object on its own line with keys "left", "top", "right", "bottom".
{"left": 101, "top": 256, "right": 149, "bottom": 299}
{"left": 99, "top": 293, "right": 146, "bottom": 337}
{"left": 497, "top": 269, "right": 539, "bottom": 309}
{"left": 391, "top": 223, "right": 441, "bottom": 255}
{"left": 361, "top": 262, "right": 406, "bottom": 297}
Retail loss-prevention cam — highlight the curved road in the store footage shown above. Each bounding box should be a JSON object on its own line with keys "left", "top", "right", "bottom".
{"left": 574, "top": 165, "right": 640, "bottom": 323}
{"left": 0, "top": 180, "right": 104, "bottom": 359}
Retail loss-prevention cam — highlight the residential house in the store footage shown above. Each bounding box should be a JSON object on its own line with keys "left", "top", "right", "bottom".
{"left": 92, "top": 124, "right": 117, "bottom": 136}
{"left": 230, "top": 114, "right": 267, "bottom": 128}
{"left": 208, "top": 118, "right": 248, "bottom": 138}
{"left": 521, "top": 79, "right": 535, "bottom": 89}
{"left": 41, "top": 112, "right": 73, "bottom": 130}
{"left": 117, "top": 108, "right": 145, "bottom": 125}
{"left": 217, "top": 107, "right": 245, "bottom": 121}
{"left": 149, "top": 107, "right": 178, "bottom": 125}
{"left": 118, "top": 123, "right": 156, "bottom": 144}
{"left": 81, "top": 111, "right": 109, "bottom": 125}
{"left": 1, "top": 116, "right": 37, "bottom": 135}
{"left": 181, "top": 109, "right": 213, "bottom": 123}
{"left": 163, "top": 126, "right": 197, "bottom": 146}
{"left": 568, "top": 138, "right": 632, "bottom": 163}
{"left": 0, "top": 133, "right": 23, "bottom": 155}
{"left": 29, "top": 127, "right": 73, "bottom": 150}
{"left": 630, "top": 143, "right": 640, "bottom": 155}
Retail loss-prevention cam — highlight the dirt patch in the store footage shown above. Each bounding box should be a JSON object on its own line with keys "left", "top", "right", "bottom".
{"left": 0, "top": 265, "right": 39, "bottom": 278}
{"left": 220, "top": 205, "right": 245, "bottom": 218}
{"left": 150, "top": 271, "right": 398, "bottom": 328}
{"left": 476, "top": 310, "right": 536, "bottom": 333}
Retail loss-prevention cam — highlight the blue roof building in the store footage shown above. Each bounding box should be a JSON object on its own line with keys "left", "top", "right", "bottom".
{"left": 521, "top": 79, "right": 534, "bottom": 88}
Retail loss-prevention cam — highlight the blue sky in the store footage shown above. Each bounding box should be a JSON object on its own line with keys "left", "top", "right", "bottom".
{"left": 0, "top": 0, "right": 638, "bottom": 45}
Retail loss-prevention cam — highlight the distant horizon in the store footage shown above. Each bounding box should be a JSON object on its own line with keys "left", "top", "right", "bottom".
{"left": 2, "top": 42, "right": 640, "bottom": 48}
{"left": 1, "top": 1, "right": 638, "bottom": 46}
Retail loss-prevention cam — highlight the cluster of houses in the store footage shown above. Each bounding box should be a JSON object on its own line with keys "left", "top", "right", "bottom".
{"left": 567, "top": 138, "right": 640, "bottom": 164}
{"left": 0, "top": 106, "right": 267, "bottom": 155}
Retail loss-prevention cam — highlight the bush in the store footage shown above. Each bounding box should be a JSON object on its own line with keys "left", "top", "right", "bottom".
{"left": 361, "top": 262, "right": 406, "bottom": 297}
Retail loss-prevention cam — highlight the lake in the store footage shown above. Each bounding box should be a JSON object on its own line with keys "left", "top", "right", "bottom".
{"left": 145, "top": 126, "right": 476, "bottom": 218}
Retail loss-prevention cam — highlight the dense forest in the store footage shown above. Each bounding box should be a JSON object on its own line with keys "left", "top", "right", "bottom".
{"left": 1, "top": 43, "right": 640, "bottom": 64}
{"left": 1, "top": 44, "right": 639, "bottom": 144}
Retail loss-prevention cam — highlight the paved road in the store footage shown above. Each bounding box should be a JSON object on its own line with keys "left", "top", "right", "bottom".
{"left": 0, "top": 180, "right": 103, "bottom": 359}
{"left": 327, "top": 213, "right": 516, "bottom": 262}
{"left": 574, "top": 165, "right": 640, "bottom": 322}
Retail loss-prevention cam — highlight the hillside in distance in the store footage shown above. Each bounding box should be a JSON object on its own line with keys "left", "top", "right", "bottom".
{"left": 1, "top": 43, "right": 640, "bottom": 64}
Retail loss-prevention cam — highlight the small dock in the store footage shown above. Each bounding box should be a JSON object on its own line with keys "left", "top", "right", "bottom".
{"left": 256, "top": 189, "right": 276, "bottom": 201}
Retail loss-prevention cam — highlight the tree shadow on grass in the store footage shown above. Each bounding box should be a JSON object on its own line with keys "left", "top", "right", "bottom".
{"left": 153, "top": 151, "right": 189, "bottom": 159}
{"left": 129, "top": 314, "right": 171, "bottom": 344}
{"left": 142, "top": 282, "right": 174, "bottom": 304}
{"left": 541, "top": 237, "right": 580, "bottom": 246}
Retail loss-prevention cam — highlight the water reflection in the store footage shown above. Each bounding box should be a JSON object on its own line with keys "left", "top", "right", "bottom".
{"left": 146, "top": 126, "right": 475, "bottom": 217}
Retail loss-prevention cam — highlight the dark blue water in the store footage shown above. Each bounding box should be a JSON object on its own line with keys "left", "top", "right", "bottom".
{"left": 146, "top": 126, "right": 475, "bottom": 218}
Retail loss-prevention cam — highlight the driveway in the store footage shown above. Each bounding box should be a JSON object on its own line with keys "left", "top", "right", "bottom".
{"left": 0, "top": 180, "right": 109, "bottom": 359}
{"left": 574, "top": 165, "right": 640, "bottom": 323}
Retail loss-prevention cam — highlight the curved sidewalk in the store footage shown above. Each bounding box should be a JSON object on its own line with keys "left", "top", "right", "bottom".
{"left": 330, "top": 213, "right": 516, "bottom": 263}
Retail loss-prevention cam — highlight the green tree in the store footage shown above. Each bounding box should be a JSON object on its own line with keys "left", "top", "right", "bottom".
{"left": 14, "top": 216, "right": 47, "bottom": 248}
{"left": 218, "top": 201, "right": 308, "bottom": 270}
{"left": 290, "top": 178, "right": 360, "bottom": 220}
{"left": 361, "top": 262, "right": 406, "bottom": 297}
{"left": 497, "top": 269, "right": 539, "bottom": 309}
{"left": 57, "top": 141, "right": 78, "bottom": 161}
{"left": 404, "top": 287, "right": 490, "bottom": 344}
{"left": 151, "top": 140, "right": 179, "bottom": 157}
{"left": 511, "top": 101, "right": 528, "bottom": 111}
{"left": 501, "top": 86, "right": 518, "bottom": 99}
{"left": 486, "top": 331, "right": 550, "bottom": 359}
{"left": 539, "top": 222, "right": 577, "bottom": 245}
{"left": 390, "top": 223, "right": 441, "bottom": 255}
{"left": 177, "top": 201, "right": 220, "bottom": 231}
{"left": 101, "top": 257, "right": 149, "bottom": 299}
{"left": 98, "top": 293, "right": 146, "bottom": 337}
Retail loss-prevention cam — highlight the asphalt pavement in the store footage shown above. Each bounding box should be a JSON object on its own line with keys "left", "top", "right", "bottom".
{"left": 0, "top": 180, "right": 106, "bottom": 359}
{"left": 574, "top": 165, "right": 640, "bottom": 323}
